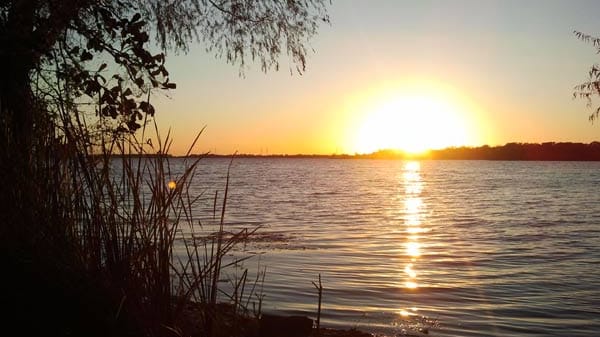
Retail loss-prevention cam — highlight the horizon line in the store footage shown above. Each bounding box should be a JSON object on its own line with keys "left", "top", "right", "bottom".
{"left": 178, "top": 141, "right": 600, "bottom": 157}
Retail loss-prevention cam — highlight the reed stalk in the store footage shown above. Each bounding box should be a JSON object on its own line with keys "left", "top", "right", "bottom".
{"left": 312, "top": 274, "right": 323, "bottom": 335}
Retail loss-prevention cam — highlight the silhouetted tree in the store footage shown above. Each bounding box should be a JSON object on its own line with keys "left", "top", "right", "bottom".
{"left": 0, "top": 0, "right": 330, "bottom": 149}
{"left": 574, "top": 31, "right": 600, "bottom": 122}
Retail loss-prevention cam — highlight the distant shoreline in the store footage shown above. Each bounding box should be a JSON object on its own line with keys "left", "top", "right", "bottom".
{"left": 109, "top": 142, "right": 600, "bottom": 161}
{"left": 103, "top": 142, "right": 600, "bottom": 161}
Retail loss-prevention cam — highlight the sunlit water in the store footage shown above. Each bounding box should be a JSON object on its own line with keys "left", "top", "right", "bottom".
{"left": 169, "top": 158, "right": 600, "bottom": 336}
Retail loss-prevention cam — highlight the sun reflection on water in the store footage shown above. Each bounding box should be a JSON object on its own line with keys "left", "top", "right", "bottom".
{"left": 404, "top": 161, "right": 420, "bottom": 172}
{"left": 404, "top": 197, "right": 422, "bottom": 213}
{"left": 405, "top": 213, "right": 420, "bottom": 226}
{"left": 403, "top": 161, "right": 423, "bottom": 284}
{"left": 406, "top": 227, "right": 428, "bottom": 234}
{"left": 404, "top": 263, "right": 417, "bottom": 278}
{"left": 398, "top": 307, "right": 419, "bottom": 317}
{"left": 405, "top": 281, "right": 419, "bottom": 289}
{"left": 389, "top": 161, "right": 427, "bottom": 317}
{"left": 406, "top": 241, "right": 421, "bottom": 257}
{"left": 400, "top": 160, "right": 424, "bottom": 313}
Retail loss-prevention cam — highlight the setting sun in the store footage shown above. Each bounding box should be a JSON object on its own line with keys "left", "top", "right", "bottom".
{"left": 352, "top": 91, "right": 477, "bottom": 154}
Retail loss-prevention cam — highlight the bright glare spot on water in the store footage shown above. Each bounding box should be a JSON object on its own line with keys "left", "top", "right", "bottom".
{"left": 404, "top": 263, "right": 417, "bottom": 278}
{"left": 168, "top": 180, "right": 177, "bottom": 190}
{"left": 405, "top": 281, "right": 418, "bottom": 289}
{"left": 404, "top": 197, "right": 422, "bottom": 213}
{"left": 405, "top": 213, "right": 421, "bottom": 226}
{"left": 403, "top": 171, "right": 421, "bottom": 182}
{"left": 405, "top": 183, "right": 422, "bottom": 194}
{"left": 404, "top": 161, "right": 420, "bottom": 172}
{"left": 406, "top": 227, "right": 428, "bottom": 234}
{"left": 398, "top": 307, "right": 419, "bottom": 317}
{"left": 406, "top": 242, "right": 421, "bottom": 257}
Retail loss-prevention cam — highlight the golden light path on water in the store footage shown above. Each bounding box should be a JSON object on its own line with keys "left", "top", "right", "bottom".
{"left": 400, "top": 161, "right": 424, "bottom": 318}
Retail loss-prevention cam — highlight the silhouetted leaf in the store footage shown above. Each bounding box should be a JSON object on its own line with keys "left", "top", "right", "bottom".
{"left": 84, "top": 81, "right": 101, "bottom": 97}
{"left": 80, "top": 50, "right": 93, "bottom": 61}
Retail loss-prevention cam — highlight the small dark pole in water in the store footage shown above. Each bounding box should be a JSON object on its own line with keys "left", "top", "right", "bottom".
{"left": 312, "top": 274, "right": 323, "bottom": 336}
{"left": 213, "top": 190, "right": 219, "bottom": 220}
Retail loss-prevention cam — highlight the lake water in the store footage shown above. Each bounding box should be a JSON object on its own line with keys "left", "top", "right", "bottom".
{"left": 172, "top": 158, "right": 600, "bottom": 336}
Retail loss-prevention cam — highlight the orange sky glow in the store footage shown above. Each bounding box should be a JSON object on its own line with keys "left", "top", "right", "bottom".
{"left": 150, "top": 1, "right": 600, "bottom": 156}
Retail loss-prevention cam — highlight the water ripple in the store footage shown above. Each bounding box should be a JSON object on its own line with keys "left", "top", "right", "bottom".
{"left": 172, "top": 158, "right": 600, "bottom": 337}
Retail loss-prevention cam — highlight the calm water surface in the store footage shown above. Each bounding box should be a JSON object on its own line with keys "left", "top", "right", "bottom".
{"left": 172, "top": 158, "right": 600, "bottom": 336}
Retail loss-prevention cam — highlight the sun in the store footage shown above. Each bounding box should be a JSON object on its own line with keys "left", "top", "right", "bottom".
{"left": 352, "top": 92, "right": 475, "bottom": 154}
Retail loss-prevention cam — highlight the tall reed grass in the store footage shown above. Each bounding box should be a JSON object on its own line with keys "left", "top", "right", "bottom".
{"left": 1, "top": 103, "right": 263, "bottom": 336}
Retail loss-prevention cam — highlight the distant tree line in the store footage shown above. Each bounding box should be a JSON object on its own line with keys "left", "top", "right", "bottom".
{"left": 427, "top": 142, "right": 600, "bottom": 161}
{"left": 179, "top": 142, "right": 600, "bottom": 161}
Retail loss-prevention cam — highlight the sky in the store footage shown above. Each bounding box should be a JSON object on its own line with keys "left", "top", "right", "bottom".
{"left": 152, "top": 0, "right": 600, "bottom": 155}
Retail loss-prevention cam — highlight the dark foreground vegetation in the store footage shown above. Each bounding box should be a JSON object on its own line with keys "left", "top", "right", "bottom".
{"left": 0, "top": 1, "right": 341, "bottom": 337}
